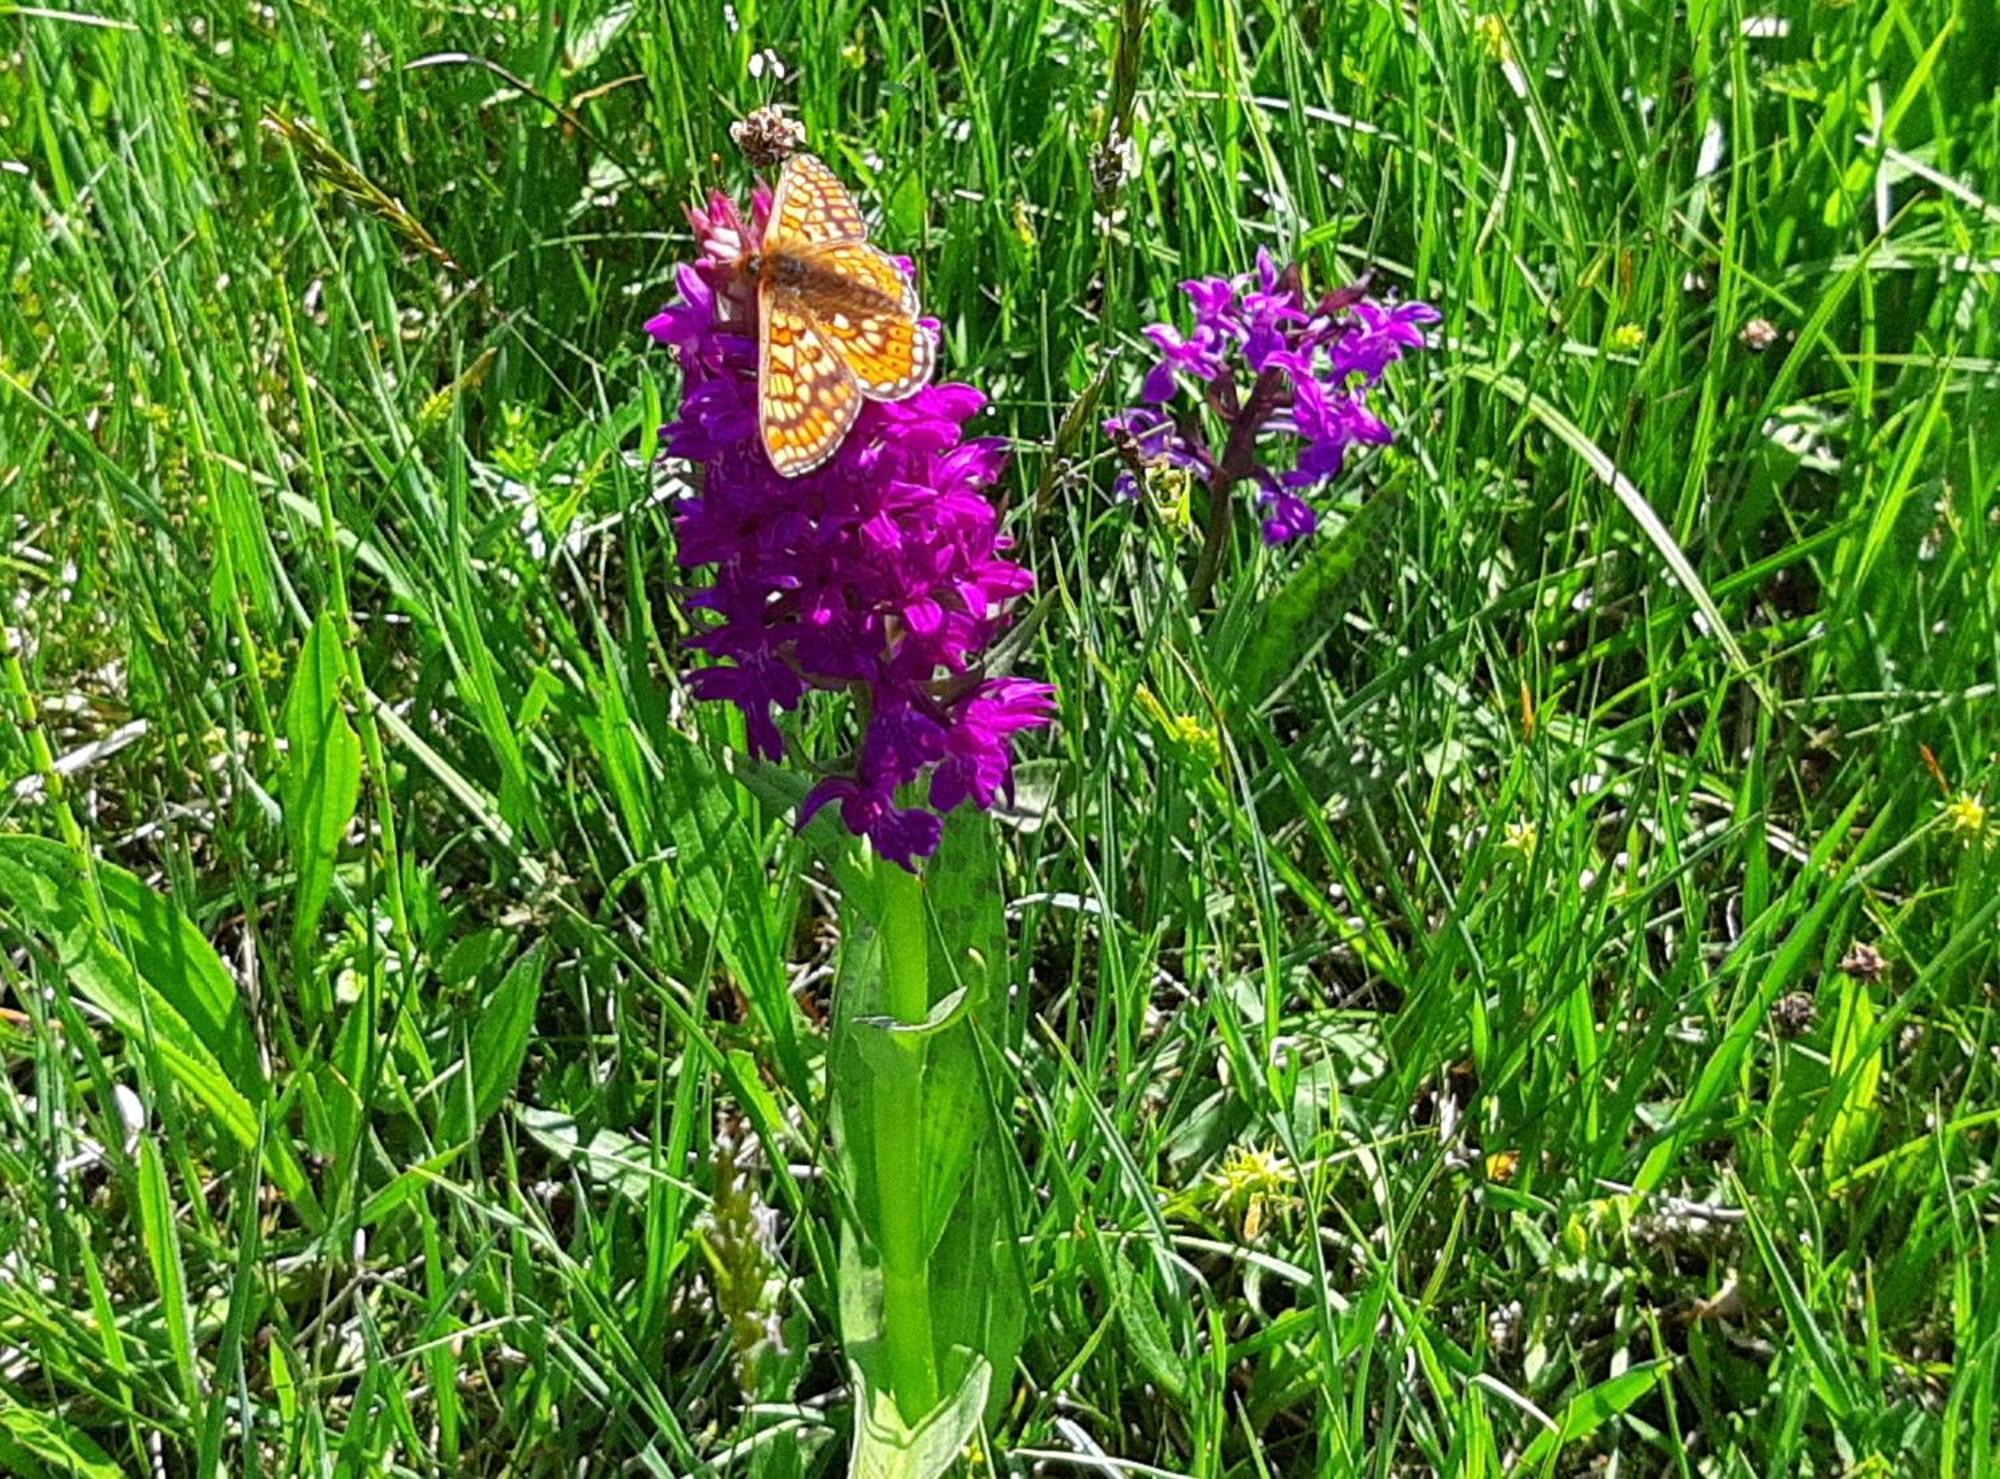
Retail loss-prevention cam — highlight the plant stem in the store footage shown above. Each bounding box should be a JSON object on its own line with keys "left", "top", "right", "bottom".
{"left": 872, "top": 861, "right": 940, "bottom": 1423}
{"left": 1188, "top": 365, "right": 1286, "bottom": 609}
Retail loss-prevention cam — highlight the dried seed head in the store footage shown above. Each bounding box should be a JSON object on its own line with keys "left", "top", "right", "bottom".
{"left": 1839, "top": 941, "right": 1887, "bottom": 982}
{"left": 1090, "top": 121, "right": 1138, "bottom": 203}
{"left": 730, "top": 106, "right": 805, "bottom": 169}
{"left": 1771, "top": 991, "right": 1817, "bottom": 1038}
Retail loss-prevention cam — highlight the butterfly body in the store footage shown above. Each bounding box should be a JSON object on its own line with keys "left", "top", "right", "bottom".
{"left": 754, "top": 154, "right": 935, "bottom": 477}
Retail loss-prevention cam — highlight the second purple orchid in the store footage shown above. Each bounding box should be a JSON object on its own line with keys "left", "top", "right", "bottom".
{"left": 1106, "top": 250, "right": 1437, "bottom": 551}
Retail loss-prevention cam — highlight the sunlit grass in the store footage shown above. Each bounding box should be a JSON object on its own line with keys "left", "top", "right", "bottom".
{"left": 2, "top": 0, "right": 1997, "bottom": 1472}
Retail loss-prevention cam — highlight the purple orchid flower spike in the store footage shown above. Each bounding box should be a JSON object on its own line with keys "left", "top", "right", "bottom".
{"left": 1106, "top": 251, "right": 1437, "bottom": 603}
{"left": 647, "top": 179, "right": 1054, "bottom": 870}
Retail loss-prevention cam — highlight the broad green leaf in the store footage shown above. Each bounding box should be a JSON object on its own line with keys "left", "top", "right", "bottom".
{"left": 563, "top": 2, "right": 635, "bottom": 71}
{"left": 1823, "top": 975, "right": 1882, "bottom": 1180}
{"left": 1228, "top": 486, "right": 1404, "bottom": 712}
{"left": 282, "top": 610, "right": 362, "bottom": 982}
{"left": 1513, "top": 1359, "right": 1671, "bottom": 1470}
{"left": 856, "top": 985, "right": 970, "bottom": 1038}
{"left": 436, "top": 940, "right": 546, "bottom": 1144}
{"left": 0, "top": 836, "right": 318, "bottom": 1223}
{"left": 887, "top": 168, "right": 928, "bottom": 240}
{"left": 831, "top": 810, "right": 1027, "bottom": 1431}
{"left": 0, "top": 848, "right": 231, "bottom": 1079}
{"left": 1110, "top": 1245, "right": 1191, "bottom": 1404}
{"left": 516, "top": 1105, "right": 696, "bottom": 1205}
{"left": 660, "top": 736, "right": 807, "bottom": 1085}
{"left": 849, "top": 1356, "right": 990, "bottom": 1479}
{"left": 0, "top": 1402, "right": 125, "bottom": 1479}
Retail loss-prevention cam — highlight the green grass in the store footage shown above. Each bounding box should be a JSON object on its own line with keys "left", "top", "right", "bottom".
{"left": 3, "top": 0, "right": 1999, "bottom": 1471}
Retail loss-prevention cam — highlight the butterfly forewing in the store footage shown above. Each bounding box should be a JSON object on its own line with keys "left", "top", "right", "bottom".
{"left": 792, "top": 238, "right": 919, "bottom": 317}
{"left": 759, "top": 288, "right": 861, "bottom": 476}
{"left": 767, "top": 153, "right": 869, "bottom": 248}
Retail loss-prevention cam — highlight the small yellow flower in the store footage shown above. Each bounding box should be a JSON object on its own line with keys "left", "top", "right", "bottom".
{"left": 1135, "top": 686, "right": 1220, "bottom": 769}
{"left": 1166, "top": 713, "right": 1219, "bottom": 762}
{"left": 1942, "top": 792, "right": 1988, "bottom": 844}
{"left": 1206, "top": 1144, "right": 1296, "bottom": 1241}
{"left": 1500, "top": 819, "right": 1539, "bottom": 860}
{"left": 1145, "top": 462, "right": 1196, "bottom": 535}
{"left": 1474, "top": 13, "right": 1510, "bottom": 62}
{"left": 1011, "top": 198, "right": 1038, "bottom": 250}
{"left": 1610, "top": 321, "right": 1646, "bottom": 353}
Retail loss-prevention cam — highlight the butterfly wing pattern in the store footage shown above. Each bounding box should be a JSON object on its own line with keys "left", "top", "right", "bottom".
{"left": 756, "top": 154, "right": 934, "bottom": 476}
{"left": 758, "top": 294, "right": 863, "bottom": 477}
{"left": 767, "top": 151, "right": 870, "bottom": 246}
{"left": 798, "top": 241, "right": 936, "bottom": 401}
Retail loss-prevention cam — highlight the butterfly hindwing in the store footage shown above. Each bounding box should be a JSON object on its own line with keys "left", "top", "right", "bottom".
{"left": 789, "top": 241, "right": 932, "bottom": 399}
{"left": 759, "top": 284, "right": 862, "bottom": 477}
{"left": 811, "top": 307, "right": 935, "bottom": 401}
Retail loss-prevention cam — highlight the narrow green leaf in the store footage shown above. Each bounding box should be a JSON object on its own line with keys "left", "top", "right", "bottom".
{"left": 136, "top": 1137, "right": 200, "bottom": 1414}
{"left": 1739, "top": 1184, "right": 1861, "bottom": 1421}
{"left": 1462, "top": 363, "right": 1769, "bottom": 706}
{"left": 1635, "top": 793, "right": 1870, "bottom": 1193}
{"left": 1513, "top": 1358, "right": 1671, "bottom": 1469}
{"left": 269, "top": 1337, "right": 298, "bottom": 1430}
{"left": 282, "top": 610, "right": 362, "bottom": 973}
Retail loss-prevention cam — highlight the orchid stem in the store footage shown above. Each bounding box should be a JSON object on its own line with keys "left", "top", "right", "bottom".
{"left": 1188, "top": 365, "right": 1284, "bottom": 609}
{"left": 1187, "top": 467, "right": 1239, "bottom": 610}
{"left": 873, "top": 861, "right": 939, "bottom": 1422}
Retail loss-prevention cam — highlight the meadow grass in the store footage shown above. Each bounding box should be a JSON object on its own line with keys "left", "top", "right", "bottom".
{"left": 3, "top": 0, "right": 1999, "bottom": 1472}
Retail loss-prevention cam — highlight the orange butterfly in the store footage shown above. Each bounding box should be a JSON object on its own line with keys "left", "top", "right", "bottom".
{"left": 749, "top": 153, "right": 936, "bottom": 476}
